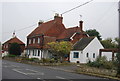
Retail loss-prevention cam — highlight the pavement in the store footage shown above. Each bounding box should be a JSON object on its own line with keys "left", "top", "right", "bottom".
{"left": 2, "top": 60, "right": 103, "bottom": 80}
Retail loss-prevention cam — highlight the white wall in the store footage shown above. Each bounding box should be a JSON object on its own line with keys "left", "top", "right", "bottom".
{"left": 101, "top": 52, "right": 113, "bottom": 61}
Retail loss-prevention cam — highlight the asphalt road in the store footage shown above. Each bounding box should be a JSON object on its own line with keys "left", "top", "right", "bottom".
{"left": 2, "top": 60, "right": 107, "bottom": 81}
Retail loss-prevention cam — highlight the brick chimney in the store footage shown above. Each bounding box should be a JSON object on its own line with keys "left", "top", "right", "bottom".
{"left": 54, "top": 13, "right": 63, "bottom": 23}
{"left": 79, "top": 20, "right": 83, "bottom": 32}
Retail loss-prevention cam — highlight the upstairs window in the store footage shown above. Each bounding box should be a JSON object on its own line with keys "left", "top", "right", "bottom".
{"left": 4, "top": 45, "right": 6, "bottom": 48}
{"left": 33, "top": 38, "right": 35, "bottom": 44}
{"left": 29, "top": 39, "right": 31, "bottom": 44}
{"left": 4, "top": 44, "right": 8, "bottom": 48}
{"left": 38, "top": 38, "right": 40, "bottom": 44}
{"left": 73, "top": 52, "right": 79, "bottom": 58}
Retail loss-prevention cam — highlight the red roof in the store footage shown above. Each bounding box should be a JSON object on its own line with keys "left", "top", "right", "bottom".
{"left": 3, "top": 37, "right": 25, "bottom": 45}
{"left": 27, "top": 18, "right": 66, "bottom": 38}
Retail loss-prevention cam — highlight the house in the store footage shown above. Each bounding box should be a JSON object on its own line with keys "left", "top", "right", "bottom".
{"left": 70, "top": 37, "right": 104, "bottom": 63}
{"left": 99, "top": 49, "right": 118, "bottom": 61}
{"left": 2, "top": 32, "right": 25, "bottom": 57}
{"left": 26, "top": 13, "right": 88, "bottom": 60}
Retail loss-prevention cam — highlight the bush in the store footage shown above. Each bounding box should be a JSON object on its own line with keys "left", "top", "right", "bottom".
{"left": 116, "top": 53, "right": 120, "bottom": 77}
{"left": 26, "top": 58, "right": 39, "bottom": 61}
{"left": 41, "top": 58, "right": 50, "bottom": 63}
{"left": 87, "top": 56, "right": 115, "bottom": 69}
{"left": 7, "top": 54, "right": 17, "bottom": 57}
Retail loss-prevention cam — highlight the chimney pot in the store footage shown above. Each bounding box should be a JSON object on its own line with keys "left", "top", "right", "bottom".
{"left": 54, "top": 13, "right": 63, "bottom": 23}
{"left": 38, "top": 20, "right": 44, "bottom": 26}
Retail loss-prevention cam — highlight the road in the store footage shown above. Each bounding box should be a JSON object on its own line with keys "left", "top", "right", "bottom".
{"left": 2, "top": 60, "right": 105, "bottom": 80}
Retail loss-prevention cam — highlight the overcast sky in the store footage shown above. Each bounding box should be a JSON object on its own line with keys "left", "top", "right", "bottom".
{"left": 0, "top": 0, "right": 119, "bottom": 44}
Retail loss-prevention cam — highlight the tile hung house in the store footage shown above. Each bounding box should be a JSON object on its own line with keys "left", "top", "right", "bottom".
{"left": 26, "top": 13, "right": 88, "bottom": 60}
{"left": 2, "top": 32, "right": 25, "bottom": 57}
{"left": 70, "top": 37, "right": 104, "bottom": 63}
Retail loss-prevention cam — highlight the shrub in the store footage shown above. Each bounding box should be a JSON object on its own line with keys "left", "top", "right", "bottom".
{"left": 42, "top": 58, "right": 51, "bottom": 63}
{"left": 116, "top": 53, "right": 120, "bottom": 77}
{"left": 7, "top": 54, "right": 16, "bottom": 57}
{"left": 26, "top": 58, "right": 39, "bottom": 61}
{"left": 87, "top": 56, "right": 115, "bottom": 69}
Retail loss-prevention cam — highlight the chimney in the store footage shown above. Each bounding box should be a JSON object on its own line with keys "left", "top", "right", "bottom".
{"left": 54, "top": 13, "right": 63, "bottom": 23}
{"left": 79, "top": 20, "right": 83, "bottom": 32}
{"left": 12, "top": 30, "right": 16, "bottom": 38}
{"left": 38, "top": 20, "right": 44, "bottom": 26}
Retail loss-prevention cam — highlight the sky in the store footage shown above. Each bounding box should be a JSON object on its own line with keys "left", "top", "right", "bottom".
{"left": 0, "top": 0, "right": 120, "bottom": 44}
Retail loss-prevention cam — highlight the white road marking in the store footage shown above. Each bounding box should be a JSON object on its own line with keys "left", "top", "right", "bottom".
{"left": 56, "top": 76, "right": 65, "bottom": 79}
{"left": 26, "top": 69, "right": 44, "bottom": 75}
{"left": 37, "top": 78, "right": 41, "bottom": 79}
{"left": 12, "top": 69, "right": 27, "bottom": 75}
{"left": 12, "top": 68, "right": 44, "bottom": 75}
{"left": 26, "top": 69, "right": 38, "bottom": 72}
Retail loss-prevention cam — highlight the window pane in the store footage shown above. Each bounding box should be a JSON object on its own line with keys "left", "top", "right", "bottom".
{"left": 29, "top": 39, "right": 31, "bottom": 44}
{"left": 93, "top": 53, "right": 95, "bottom": 58}
{"left": 33, "top": 38, "right": 35, "bottom": 44}
{"left": 86, "top": 53, "right": 89, "bottom": 57}
{"left": 38, "top": 50, "right": 40, "bottom": 56}
{"left": 38, "top": 38, "right": 40, "bottom": 44}
{"left": 73, "top": 52, "right": 79, "bottom": 58}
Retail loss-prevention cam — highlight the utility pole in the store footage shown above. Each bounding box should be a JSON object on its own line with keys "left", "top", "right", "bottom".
{"left": 118, "top": 1, "right": 120, "bottom": 53}
{"left": 118, "top": 1, "right": 120, "bottom": 38}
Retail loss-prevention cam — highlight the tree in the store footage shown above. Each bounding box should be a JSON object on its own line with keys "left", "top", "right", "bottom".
{"left": 116, "top": 53, "right": 120, "bottom": 77}
{"left": 114, "top": 37, "right": 120, "bottom": 47}
{"left": 86, "top": 29, "right": 102, "bottom": 40}
{"left": 101, "top": 38, "right": 118, "bottom": 48}
{"left": 47, "top": 41, "right": 73, "bottom": 60}
{"left": 8, "top": 43, "right": 21, "bottom": 55}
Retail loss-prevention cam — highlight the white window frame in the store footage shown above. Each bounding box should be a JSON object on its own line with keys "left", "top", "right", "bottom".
{"left": 38, "top": 38, "right": 40, "bottom": 44}
{"left": 33, "top": 38, "right": 35, "bottom": 44}
{"left": 29, "top": 39, "right": 31, "bottom": 44}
